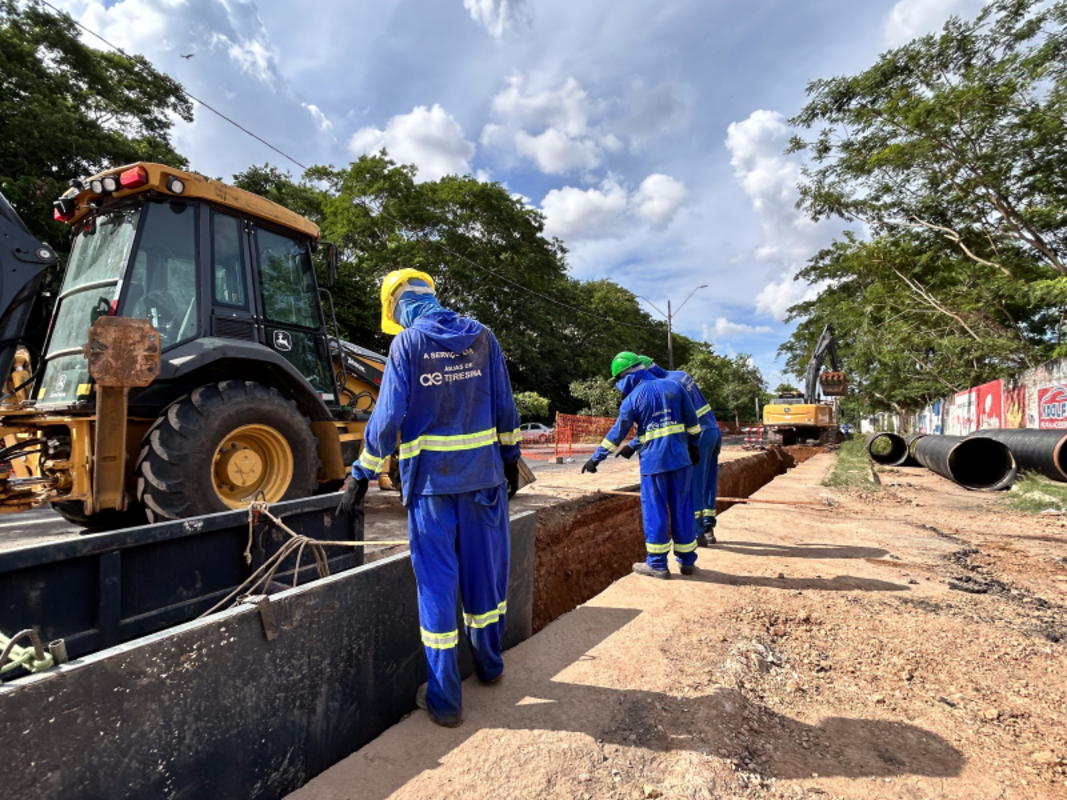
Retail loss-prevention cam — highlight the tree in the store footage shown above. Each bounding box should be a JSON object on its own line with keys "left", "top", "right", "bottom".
{"left": 569, "top": 376, "right": 621, "bottom": 417}
{"left": 681, "top": 345, "right": 768, "bottom": 424}
{"left": 784, "top": 0, "right": 1067, "bottom": 413}
{"left": 513, "top": 391, "right": 550, "bottom": 420}
{"left": 775, "top": 383, "right": 800, "bottom": 394}
{"left": 0, "top": 1, "right": 192, "bottom": 256}
{"left": 237, "top": 153, "right": 688, "bottom": 413}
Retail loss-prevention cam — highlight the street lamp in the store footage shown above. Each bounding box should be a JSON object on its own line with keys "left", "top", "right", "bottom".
{"left": 638, "top": 285, "right": 707, "bottom": 369}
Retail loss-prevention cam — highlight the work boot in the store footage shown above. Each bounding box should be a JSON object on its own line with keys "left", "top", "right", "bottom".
{"left": 632, "top": 562, "right": 670, "bottom": 580}
{"left": 696, "top": 533, "right": 709, "bottom": 548}
{"left": 415, "top": 683, "right": 463, "bottom": 728}
{"left": 680, "top": 564, "right": 697, "bottom": 576}
{"left": 479, "top": 671, "right": 503, "bottom": 686}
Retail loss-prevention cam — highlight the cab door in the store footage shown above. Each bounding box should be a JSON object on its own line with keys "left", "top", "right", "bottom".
{"left": 208, "top": 211, "right": 257, "bottom": 342}
{"left": 250, "top": 223, "right": 334, "bottom": 400}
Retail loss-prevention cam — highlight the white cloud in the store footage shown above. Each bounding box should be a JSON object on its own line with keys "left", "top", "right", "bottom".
{"left": 514, "top": 128, "right": 603, "bottom": 174}
{"left": 632, "top": 174, "right": 688, "bottom": 230}
{"left": 753, "top": 270, "right": 821, "bottom": 321}
{"left": 704, "top": 318, "right": 773, "bottom": 340}
{"left": 541, "top": 178, "right": 629, "bottom": 241}
{"left": 463, "top": 0, "right": 530, "bottom": 39}
{"left": 491, "top": 75, "right": 593, "bottom": 136}
{"left": 303, "top": 104, "right": 333, "bottom": 132}
{"left": 883, "top": 0, "right": 984, "bottom": 47}
{"left": 348, "top": 104, "right": 475, "bottom": 182}
{"left": 725, "top": 109, "right": 842, "bottom": 321}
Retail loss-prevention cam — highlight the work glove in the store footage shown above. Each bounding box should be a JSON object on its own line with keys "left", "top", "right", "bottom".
{"left": 504, "top": 461, "right": 520, "bottom": 499}
{"left": 337, "top": 474, "right": 368, "bottom": 516}
{"left": 615, "top": 444, "right": 636, "bottom": 459}
{"left": 581, "top": 458, "right": 599, "bottom": 474}
{"left": 688, "top": 444, "right": 701, "bottom": 466}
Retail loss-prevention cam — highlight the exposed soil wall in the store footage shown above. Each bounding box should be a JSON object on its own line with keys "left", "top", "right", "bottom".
{"left": 531, "top": 445, "right": 826, "bottom": 632}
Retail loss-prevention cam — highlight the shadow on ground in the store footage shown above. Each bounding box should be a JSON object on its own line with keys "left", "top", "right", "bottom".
{"left": 321, "top": 604, "right": 959, "bottom": 800}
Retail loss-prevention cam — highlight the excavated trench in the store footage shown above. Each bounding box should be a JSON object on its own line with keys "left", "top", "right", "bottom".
{"left": 531, "top": 445, "right": 825, "bottom": 632}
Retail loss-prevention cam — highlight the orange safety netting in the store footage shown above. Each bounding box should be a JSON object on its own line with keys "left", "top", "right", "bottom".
{"left": 552, "top": 413, "right": 636, "bottom": 459}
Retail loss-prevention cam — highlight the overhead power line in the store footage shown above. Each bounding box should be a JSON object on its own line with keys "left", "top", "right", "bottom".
{"left": 35, "top": 0, "right": 664, "bottom": 332}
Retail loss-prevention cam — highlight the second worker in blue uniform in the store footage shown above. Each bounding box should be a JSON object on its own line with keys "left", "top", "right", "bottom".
{"left": 581, "top": 352, "right": 702, "bottom": 579}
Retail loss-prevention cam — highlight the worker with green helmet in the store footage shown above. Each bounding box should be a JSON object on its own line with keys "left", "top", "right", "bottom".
{"left": 615, "top": 355, "right": 722, "bottom": 545}
{"left": 581, "top": 351, "right": 702, "bottom": 578}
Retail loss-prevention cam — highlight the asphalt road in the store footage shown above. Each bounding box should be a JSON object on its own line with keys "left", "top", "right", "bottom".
{"left": 0, "top": 505, "right": 81, "bottom": 551}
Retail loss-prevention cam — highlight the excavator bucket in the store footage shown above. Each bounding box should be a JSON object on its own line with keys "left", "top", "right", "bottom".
{"left": 819, "top": 371, "right": 848, "bottom": 396}
{"left": 0, "top": 191, "right": 55, "bottom": 388}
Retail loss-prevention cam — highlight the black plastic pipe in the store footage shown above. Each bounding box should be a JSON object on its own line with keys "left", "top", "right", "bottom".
{"left": 865, "top": 431, "right": 909, "bottom": 465}
{"left": 913, "top": 434, "right": 1017, "bottom": 490}
{"left": 970, "top": 428, "right": 1067, "bottom": 482}
{"left": 903, "top": 433, "right": 927, "bottom": 467}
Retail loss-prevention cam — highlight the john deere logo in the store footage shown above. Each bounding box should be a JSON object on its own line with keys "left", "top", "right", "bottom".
{"left": 783, "top": 407, "right": 791, "bottom": 413}
{"left": 273, "top": 330, "right": 292, "bottom": 352}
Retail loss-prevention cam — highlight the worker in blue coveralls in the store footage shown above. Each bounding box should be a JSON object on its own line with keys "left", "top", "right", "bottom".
{"left": 580, "top": 351, "right": 703, "bottom": 579}
{"left": 614, "top": 355, "right": 722, "bottom": 546}
{"left": 340, "top": 268, "right": 522, "bottom": 728}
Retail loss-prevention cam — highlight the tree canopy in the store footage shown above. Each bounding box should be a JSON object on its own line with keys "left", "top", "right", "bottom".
{"left": 0, "top": 0, "right": 191, "bottom": 255}
{"left": 784, "top": 0, "right": 1067, "bottom": 413}
{"left": 234, "top": 155, "right": 697, "bottom": 412}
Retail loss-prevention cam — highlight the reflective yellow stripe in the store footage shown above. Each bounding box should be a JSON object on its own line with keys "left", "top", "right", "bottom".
{"left": 421, "top": 628, "right": 459, "bottom": 649}
{"left": 694, "top": 511, "right": 702, "bottom": 519}
{"left": 463, "top": 600, "right": 507, "bottom": 629}
{"left": 600, "top": 438, "right": 618, "bottom": 452}
{"left": 643, "top": 424, "right": 685, "bottom": 441}
{"left": 686, "top": 425, "right": 701, "bottom": 435}
{"left": 646, "top": 541, "right": 671, "bottom": 554}
{"left": 359, "top": 450, "right": 385, "bottom": 473}
{"left": 399, "top": 428, "right": 498, "bottom": 460}
{"left": 674, "top": 540, "right": 698, "bottom": 553}
{"left": 701, "top": 509, "right": 717, "bottom": 518}
{"left": 696, "top": 404, "right": 711, "bottom": 417}
{"left": 498, "top": 428, "right": 522, "bottom": 446}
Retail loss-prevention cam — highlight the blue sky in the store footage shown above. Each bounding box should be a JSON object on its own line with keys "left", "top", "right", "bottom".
{"left": 59, "top": 0, "right": 985, "bottom": 386}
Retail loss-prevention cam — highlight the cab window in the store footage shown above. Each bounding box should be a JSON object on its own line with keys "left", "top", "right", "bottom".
{"left": 255, "top": 228, "right": 319, "bottom": 329}
{"left": 211, "top": 213, "right": 247, "bottom": 308}
{"left": 118, "top": 201, "right": 198, "bottom": 348}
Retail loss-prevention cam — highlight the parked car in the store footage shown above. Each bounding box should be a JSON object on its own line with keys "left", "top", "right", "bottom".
{"left": 519, "top": 422, "right": 555, "bottom": 444}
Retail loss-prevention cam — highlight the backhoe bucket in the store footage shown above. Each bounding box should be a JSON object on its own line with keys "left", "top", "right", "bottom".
{"left": 0, "top": 191, "right": 56, "bottom": 387}
{"left": 819, "top": 371, "right": 848, "bottom": 396}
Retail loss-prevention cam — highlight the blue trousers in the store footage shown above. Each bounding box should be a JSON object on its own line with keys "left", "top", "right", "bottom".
{"left": 641, "top": 465, "right": 697, "bottom": 570}
{"left": 408, "top": 483, "right": 510, "bottom": 723}
{"left": 692, "top": 426, "right": 722, "bottom": 533}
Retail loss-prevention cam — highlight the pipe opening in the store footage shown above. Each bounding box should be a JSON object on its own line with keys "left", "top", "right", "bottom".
{"left": 948, "top": 439, "right": 1016, "bottom": 490}
{"left": 866, "top": 432, "right": 908, "bottom": 465}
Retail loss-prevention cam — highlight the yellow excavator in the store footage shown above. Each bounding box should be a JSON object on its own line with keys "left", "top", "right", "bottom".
{"left": 0, "top": 163, "right": 387, "bottom": 528}
{"left": 762, "top": 323, "right": 848, "bottom": 446}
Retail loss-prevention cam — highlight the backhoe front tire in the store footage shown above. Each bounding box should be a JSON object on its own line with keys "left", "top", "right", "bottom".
{"left": 136, "top": 381, "right": 320, "bottom": 522}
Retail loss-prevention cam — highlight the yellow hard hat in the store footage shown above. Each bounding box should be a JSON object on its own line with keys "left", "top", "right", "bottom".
{"left": 380, "top": 269, "right": 436, "bottom": 334}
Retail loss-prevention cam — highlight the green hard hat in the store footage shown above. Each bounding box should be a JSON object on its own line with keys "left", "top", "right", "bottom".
{"left": 637, "top": 355, "right": 653, "bottom": 367}
{"left": 611, "top": 351, "right": 643, "bottom": 378}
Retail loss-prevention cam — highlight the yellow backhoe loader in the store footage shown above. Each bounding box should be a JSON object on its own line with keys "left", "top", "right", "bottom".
{"left": 0, "top": 163, "right": 386, "bottom": 527}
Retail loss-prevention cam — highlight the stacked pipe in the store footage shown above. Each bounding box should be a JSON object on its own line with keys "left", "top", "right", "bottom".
{"left": 903, "top": 433, "right": 926, "bottom": 467}
{"left": 913, "top": 435, "right": 1017, "bottom": 490}
{"left": 865, "top": 432, "right": 909, "bottom": 466}
{"left": 970, "top": 428, "right": 1067, "bottom": 482}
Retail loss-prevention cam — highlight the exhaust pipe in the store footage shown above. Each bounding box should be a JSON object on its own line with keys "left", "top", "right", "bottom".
{"left": 865, "top": 431, "right": 908, "bottom": 465}
{"left": 971, "top": 428, "right": 1067, "bottom": 482}
{"left": 913, "top": 435, "right": 1017, "bottom": 490}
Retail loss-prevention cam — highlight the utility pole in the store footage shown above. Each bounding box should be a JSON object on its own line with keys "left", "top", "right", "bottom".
{"left": 638, "top": 285, "right": 706, "bottom": 371}
{"left": 667, "top": 300, "right": 673, "bottom": 370}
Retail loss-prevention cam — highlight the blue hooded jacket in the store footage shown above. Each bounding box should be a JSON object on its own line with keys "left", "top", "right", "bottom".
{"left": 353, "top": 297, "right": 521, "bottom": 498}
{"left": 646, "top": 363, "right": 718, "bottom": 432}
{"left": 592, "top": 368, "right": 700, "bottom": 475}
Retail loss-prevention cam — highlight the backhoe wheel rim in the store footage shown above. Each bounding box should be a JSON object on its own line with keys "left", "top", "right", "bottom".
{"left": 212, "top": 424, "right": 293, "bottom": 509}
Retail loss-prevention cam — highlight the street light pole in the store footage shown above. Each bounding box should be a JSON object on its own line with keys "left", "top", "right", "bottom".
{"left": 638, "top": 285, "right": 706, "bottom": 371}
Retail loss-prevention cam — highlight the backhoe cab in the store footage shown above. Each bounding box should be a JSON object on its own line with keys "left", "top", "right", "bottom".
{"left": 762, "top": 324, "right": 848, "bottom": 446}
{"left": 0, "top": 163, "right": 386, "bottom": 527}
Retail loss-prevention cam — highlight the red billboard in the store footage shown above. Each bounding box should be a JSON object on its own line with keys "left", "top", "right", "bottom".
{"left": 954, "top": 379, "right": 1002, "bottom": 433}
{"left": 1038, "top": 386, "right": 1067, "bottom": 429}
